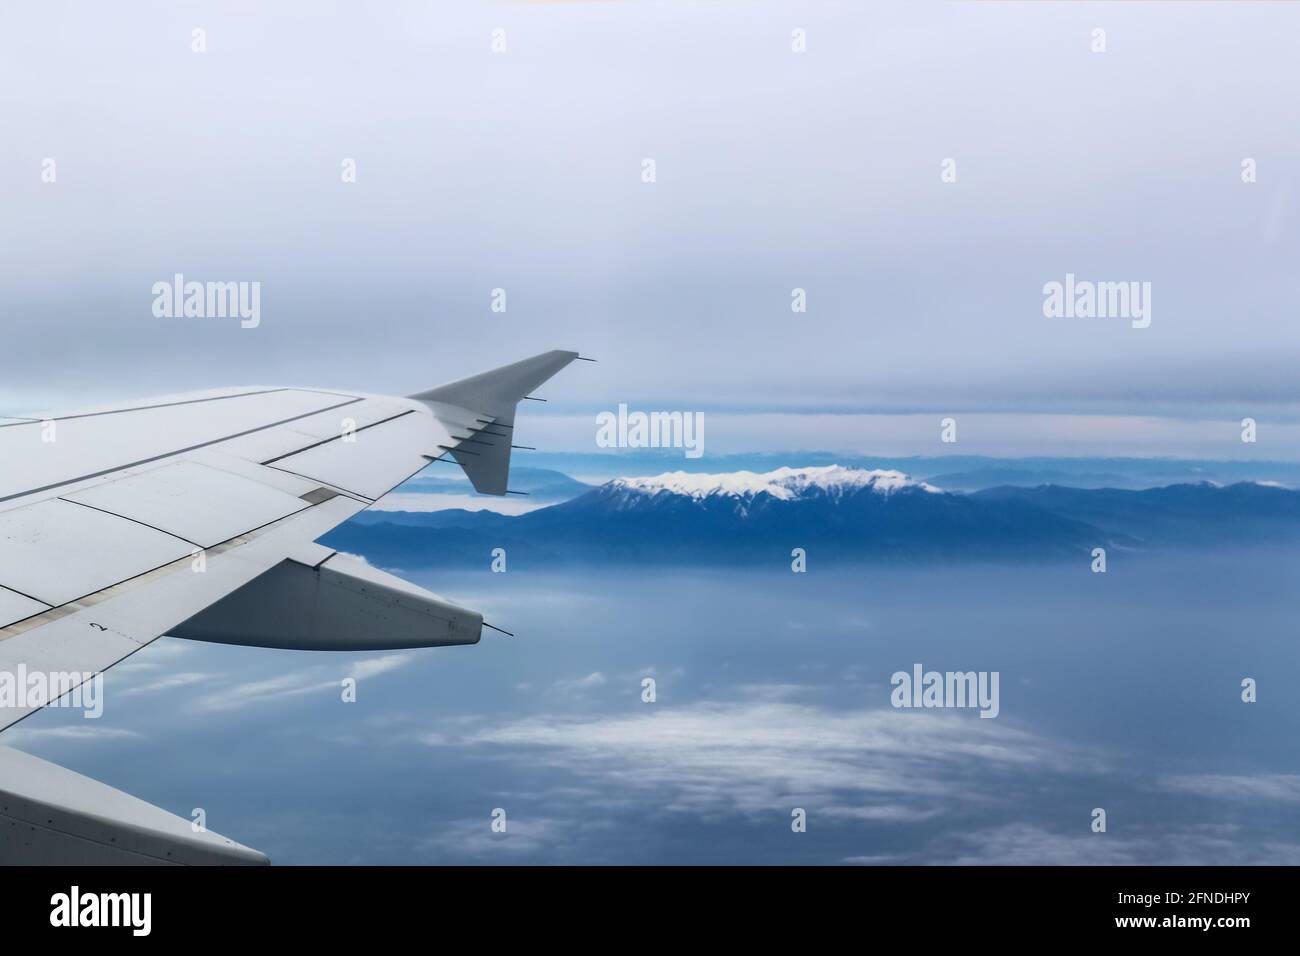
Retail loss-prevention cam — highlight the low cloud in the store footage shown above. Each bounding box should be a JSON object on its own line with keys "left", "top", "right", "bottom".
{"left": 117, "top": 672, "right": 216, "bottom": 697}
{"left": 193, "top": 653, "right": 413, "bottom": 712}
{"left": 550, "top": 672, "right": 607, "bottom": 695}
{"left": 418, "top": 815, "right": 571, "bottom": 862}
{"left": 944, "top": 822, "right": 1300, "bottom": 866}
{"left": 3, "top": 725, "right": 142, "bottom": 745}
{"left": 420, "top": 691, "right": 1079, "bottom": 823}
{"left": 1158, "top": 773, "right": 1300, "bottom": 804}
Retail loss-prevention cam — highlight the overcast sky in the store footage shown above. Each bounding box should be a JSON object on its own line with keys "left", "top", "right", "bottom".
{"left": 2, "top": 1, "right": 1297, "bottom": 456}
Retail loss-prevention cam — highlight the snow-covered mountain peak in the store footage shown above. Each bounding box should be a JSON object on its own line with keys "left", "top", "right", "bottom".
{"left": 607, "top": 465, "right": 941, "bottom": 501}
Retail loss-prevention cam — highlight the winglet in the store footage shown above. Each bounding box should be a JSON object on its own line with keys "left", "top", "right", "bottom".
{"left": 409, "top": 350, "right": 581, "bottom": 495}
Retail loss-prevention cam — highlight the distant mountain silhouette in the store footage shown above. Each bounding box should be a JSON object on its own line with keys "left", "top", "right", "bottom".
{"left": 971, "top": 481, "right": 1300, "bottom": 546}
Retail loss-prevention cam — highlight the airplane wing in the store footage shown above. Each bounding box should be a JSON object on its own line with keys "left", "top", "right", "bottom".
{"left": 0, "top": 350, "right": 580, "bottom": 865}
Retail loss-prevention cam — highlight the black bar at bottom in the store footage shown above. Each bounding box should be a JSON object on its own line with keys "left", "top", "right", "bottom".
{"left": 3, "top": 865, "right": 1280, "bottom": 941}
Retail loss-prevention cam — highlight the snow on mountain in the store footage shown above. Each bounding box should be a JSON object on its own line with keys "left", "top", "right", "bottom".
{"left": 606, "top": 465, "right": 942, "bottom": 501}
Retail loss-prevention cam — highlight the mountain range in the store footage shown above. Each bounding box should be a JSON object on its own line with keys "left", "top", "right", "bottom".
{"left": 317, "top": 464, "right": 1300, "bottom": 569}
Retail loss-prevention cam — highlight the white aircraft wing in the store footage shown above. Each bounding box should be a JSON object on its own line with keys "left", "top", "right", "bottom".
{"left": 0, "top": 350, "right": 580, "bottom": 865}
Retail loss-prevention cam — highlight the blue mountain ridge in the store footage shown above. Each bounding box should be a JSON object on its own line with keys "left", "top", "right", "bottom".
{"left": 328, "top": 466, "right": 1275, "bottom": 569}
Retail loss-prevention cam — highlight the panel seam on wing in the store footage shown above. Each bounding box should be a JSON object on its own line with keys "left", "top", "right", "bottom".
{"left": 0, "top": 397, "right": 364, "bottom": 506}
{"left": 0, "top": 498, "right": 335, "bottom": 642}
